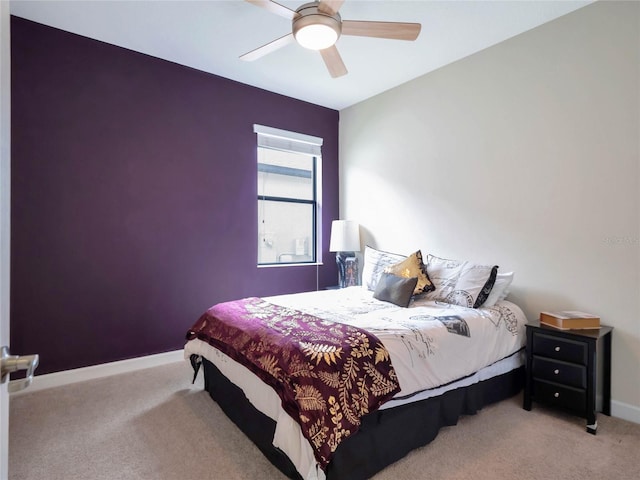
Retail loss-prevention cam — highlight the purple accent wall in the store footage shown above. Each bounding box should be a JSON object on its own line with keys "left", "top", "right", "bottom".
{"left": 10, "top": 17, "right": 340, "bottom": 375}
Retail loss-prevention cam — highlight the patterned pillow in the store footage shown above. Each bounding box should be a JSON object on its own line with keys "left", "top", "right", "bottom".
{"left": 425, "top": 254, "right": 498, "bottom": 308}
{"left": 473, "top": 265, "right": 499, "bottom": 308}
{"left": 362, "top": 246, "right": 406, "bottom": 291}
{"left": 373, "top": 272, "right": 419, "bottom": 308}
{"left": 384, "top": 250, "right": 435, "bottom": 295}
{"left": 481, "top": 272, "right": 514, "bottom": 307}
{"left": 424, "top": 255, "right": 465, "bottom": 300}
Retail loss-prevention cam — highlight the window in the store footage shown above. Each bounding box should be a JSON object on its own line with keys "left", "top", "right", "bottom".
{"left": 255, "top": 124, "right": 322, "bottom": 266}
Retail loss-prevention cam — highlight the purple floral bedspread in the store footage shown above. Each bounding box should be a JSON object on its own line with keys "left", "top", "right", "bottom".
{"left": 186, "top": 297, "right": 400, "bottom": 470}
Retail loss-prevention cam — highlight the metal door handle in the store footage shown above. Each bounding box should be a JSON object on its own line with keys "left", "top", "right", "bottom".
{"left": 1, "top": 346, "right": 39, "bottom": 393}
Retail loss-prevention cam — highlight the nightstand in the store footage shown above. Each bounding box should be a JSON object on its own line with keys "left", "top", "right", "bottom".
{"left": 523, "top": 321, "right": 612, "bottom": 434}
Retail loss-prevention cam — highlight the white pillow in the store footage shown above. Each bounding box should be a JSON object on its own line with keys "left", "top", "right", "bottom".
{"left": 424, "top": 255, "right": 465, "bottom": 300}
{"left": 361, "top": 246, "right": 406, "bottom": 291}
{"left": 481, "top": 272, "right": 514, "bottom": 307}
{"left": 425, "top": 254, "right": 498, "bottom": 308}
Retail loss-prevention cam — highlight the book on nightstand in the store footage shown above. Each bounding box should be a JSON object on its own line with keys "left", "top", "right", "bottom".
{"left": 539, "top": 311, "right": 601, "bottom": 330}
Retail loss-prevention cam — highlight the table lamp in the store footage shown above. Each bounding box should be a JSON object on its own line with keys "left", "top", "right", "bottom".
{"left": 329, "top": 220, "right": 361, "bottom": 288}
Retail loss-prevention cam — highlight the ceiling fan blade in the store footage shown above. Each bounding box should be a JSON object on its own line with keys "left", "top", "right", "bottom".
{"left": 245, "top": 0, "right": 299, "bottom": 20}
{"left": 317, "top": 0, "right": 345, "bottom": 16}
{"left": 240, "top": 33, "right": 295, "bottom": 61}
{"left": 320, "top": 45, "right": 348, "bottom": 78}
{"left": 341, "top": 20, "right": 422, "bottom": 41}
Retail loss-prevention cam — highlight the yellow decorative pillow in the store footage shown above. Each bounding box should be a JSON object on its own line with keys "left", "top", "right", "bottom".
{"left": 384, "top": 250, "right": 434, "bottom": 296}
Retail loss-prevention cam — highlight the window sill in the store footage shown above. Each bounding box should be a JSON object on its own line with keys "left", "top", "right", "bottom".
{"left": 258, "top": 262, "right": 324, "bottom": 269}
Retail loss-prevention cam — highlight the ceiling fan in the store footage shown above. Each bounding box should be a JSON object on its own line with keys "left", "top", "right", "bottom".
{"left": 241, "top": 0, "right": 422, "bottom": 78}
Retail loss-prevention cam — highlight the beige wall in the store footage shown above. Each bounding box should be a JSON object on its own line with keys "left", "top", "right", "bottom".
{"left": 340, "top": 1, "right": 639, "bottom": 420}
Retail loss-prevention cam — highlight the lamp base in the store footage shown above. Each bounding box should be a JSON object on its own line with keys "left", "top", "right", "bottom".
{"left": 336, "top": 252, "right": 359, "bottom": 288}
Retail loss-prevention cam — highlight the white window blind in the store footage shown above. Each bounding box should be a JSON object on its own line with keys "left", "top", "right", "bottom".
{"left": 254, "top": 124, "right": 323, "bottom": 157}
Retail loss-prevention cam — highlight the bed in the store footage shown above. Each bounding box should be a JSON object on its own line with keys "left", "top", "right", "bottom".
{"left": 184, "top": 248, "right": 527, "bottom": 480}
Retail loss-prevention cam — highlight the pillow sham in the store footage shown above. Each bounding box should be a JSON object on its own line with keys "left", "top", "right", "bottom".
{"left": 425, "top": 254, "right": 498, "bottom": 308}
{"left": 384, "top": 250, "right": 434, "bottom": 295}
{"left": 373, "top": 272, "right": 419, "bottom": 308}
{"left": 362, "top": 246, "right": 406, "bottom": 291}
{"left": 473, "top": 265, "right": 499, "bottom": 308}
{"left": 424, "top": 255, "right": 465, "bottom": 300}
{"left": 481, "top": 272, "right": 514, "bottom": 307}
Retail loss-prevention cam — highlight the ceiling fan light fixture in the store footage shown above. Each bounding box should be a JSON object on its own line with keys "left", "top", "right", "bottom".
{"left": 242, "top": 0, "right": 422, "bottom": 78}
{"left": 295, "top": 23, "right": 339, "bottom": 50}
{"left": 293, "top": 3, "right": 342, "bottom": 50}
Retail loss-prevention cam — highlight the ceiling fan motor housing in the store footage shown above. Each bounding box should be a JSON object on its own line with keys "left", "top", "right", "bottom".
{"left": 293, "top": 2, "right": 342, "bottom": 50}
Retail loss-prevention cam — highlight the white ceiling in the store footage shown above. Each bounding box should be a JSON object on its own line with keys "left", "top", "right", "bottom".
{"left": 10, "top": 0, "right": 593, "bottom": 110}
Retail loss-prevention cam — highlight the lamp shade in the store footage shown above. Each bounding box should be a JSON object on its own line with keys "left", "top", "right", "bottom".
{"left": 329, "top": 220, "right": 361, "bottom": 252}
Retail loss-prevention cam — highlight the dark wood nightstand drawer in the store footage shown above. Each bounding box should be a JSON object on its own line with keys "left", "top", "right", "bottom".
{"left": 532, "top": 356, "right": 587, "bottom": 389}
{"left": 532, "top": 332, "right": 587, "bottom": 365}
{"left": 533, "top": 380, "right": 586, "bottom": 414}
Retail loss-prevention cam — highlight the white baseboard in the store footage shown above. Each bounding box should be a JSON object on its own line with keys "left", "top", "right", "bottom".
{"left": 9, "top": 349, "right": 184, "bottom": 395}
{"left": 611, "top": 400, "right": 640, "bottom": 425}
{"left": 10, "top": 352, "right": 640, "bottom": 425}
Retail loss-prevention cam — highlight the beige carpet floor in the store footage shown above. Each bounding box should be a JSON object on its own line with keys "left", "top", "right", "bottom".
{"left": 9, "top": 361, "right": 640, "bottom": 480}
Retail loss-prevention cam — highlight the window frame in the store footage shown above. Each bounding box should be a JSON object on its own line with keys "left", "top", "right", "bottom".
{"left": 255, "top": 124, "right": 323, "bottom": 267}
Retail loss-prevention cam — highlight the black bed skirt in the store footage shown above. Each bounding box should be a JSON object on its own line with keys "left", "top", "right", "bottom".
{"left": 200, "top": 356, "right": 524, "bottom": 480}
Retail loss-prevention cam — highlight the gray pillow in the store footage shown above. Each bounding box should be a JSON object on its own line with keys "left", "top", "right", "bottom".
{"left": 373, "top": 272, "right": 419, "bottom": 308}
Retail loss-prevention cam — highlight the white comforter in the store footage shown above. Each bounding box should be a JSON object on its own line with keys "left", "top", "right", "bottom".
{"left": 266, "top": 287, "right": 526, "bottom": 399}
{"left": 185, "top": 287, "right": 527, "bottom": 479}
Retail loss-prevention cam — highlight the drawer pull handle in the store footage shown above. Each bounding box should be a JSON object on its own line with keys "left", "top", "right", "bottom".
{"left": 554, "top": 392, "right": 560, "bottom": 398}
{"left": 555, "top": 346, "right": 561, "bottom": 352}
{"left": 554, "top": 369, "right": 559, "bottom": 375}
